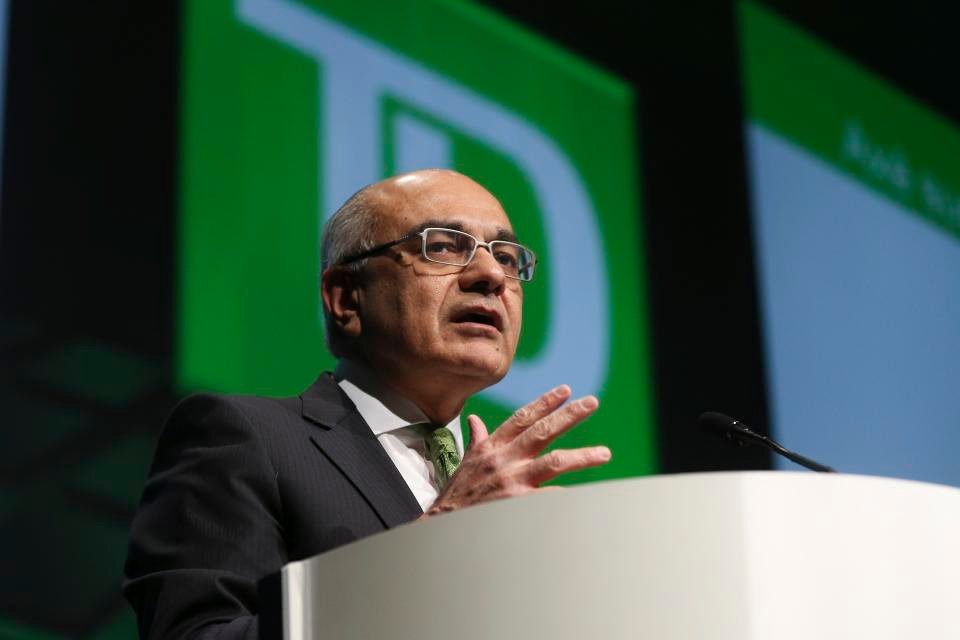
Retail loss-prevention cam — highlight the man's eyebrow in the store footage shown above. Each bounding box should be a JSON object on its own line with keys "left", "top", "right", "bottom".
{"left": 405, "top": 220, "right": 519, "bottom": 243}
{"left": 405, "top": 220, "right": 466, "bottom": 235}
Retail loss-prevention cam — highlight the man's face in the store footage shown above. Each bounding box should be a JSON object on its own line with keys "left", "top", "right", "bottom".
{"left": 355, "top": 171, "right": 524, "bottom": 393}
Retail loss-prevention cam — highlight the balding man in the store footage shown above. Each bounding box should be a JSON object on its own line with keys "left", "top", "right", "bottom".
{"left": 123, "top": 170, "right": 611, "bottom": 640}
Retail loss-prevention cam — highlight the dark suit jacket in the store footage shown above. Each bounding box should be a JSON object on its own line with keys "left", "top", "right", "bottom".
{"left": 123, "top": 373, "right": 424, "bottom": 640}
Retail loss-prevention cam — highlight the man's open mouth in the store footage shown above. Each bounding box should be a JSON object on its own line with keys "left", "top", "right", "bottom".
{"left": 451, "top": 307, "right": 503, "bottom": 331}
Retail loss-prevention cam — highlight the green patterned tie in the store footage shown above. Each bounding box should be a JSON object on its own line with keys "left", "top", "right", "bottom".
{"left": 419, "top": 424, "right": 461, "bottom": 489}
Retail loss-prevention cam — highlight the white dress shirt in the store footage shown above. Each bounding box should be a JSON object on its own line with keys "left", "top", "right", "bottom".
{"left": 334, "top": 359, "right": 465, "bottom": 512}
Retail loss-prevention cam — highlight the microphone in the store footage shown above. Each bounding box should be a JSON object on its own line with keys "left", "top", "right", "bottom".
{"left": 698, "top": 412, "right": 836, "bottom": 473}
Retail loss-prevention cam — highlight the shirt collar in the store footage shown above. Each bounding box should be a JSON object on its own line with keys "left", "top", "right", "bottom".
{"left": 334, "top": 359, "right": 464, "bottom": 455}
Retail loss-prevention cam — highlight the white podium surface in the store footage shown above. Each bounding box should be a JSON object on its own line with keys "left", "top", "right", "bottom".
{"left": 278, "top": 472, "right": 960, "bottom": 639}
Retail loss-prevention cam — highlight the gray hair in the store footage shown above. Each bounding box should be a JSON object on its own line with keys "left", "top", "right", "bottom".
{"left": 320, "top": 185, "right": 384, "bottom": 357}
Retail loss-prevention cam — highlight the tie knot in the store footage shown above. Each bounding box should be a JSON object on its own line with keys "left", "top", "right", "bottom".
{"left": 422, "top": 425, "right": 457, "bottom": 453}
{"left": 415, "top": 424, "right": 461, "bottom": 489}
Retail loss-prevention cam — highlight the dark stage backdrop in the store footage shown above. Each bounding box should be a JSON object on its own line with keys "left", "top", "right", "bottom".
{"left": 1, "top": 1, "right": 958, "bottom": 637}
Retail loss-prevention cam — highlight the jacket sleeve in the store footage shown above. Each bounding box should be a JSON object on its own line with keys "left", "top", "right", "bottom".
{"left": 123, "top": 394, "right": 286, "bottom": 640}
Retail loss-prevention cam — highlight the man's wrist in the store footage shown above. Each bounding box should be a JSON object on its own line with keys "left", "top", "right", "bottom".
{"left": 423, "top": 499, "right": 455, "bottom": 517}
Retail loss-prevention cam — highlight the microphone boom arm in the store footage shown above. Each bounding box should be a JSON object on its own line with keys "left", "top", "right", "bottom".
{"left": 701, "top": 412, "right": 836, "bottom": 473}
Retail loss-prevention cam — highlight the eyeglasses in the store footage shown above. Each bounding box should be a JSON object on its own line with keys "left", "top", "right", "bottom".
{"left": 338, "top": 227, "right": 537, "bottom": 281}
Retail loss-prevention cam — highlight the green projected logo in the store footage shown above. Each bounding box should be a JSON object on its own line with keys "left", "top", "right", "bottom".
{"left": 179, "top": 0, "right": 655, "bottom": 480}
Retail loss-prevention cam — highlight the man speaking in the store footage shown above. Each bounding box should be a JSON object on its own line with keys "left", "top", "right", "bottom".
{"left": 123, "top": 169, "right": 612, "bottom": 639}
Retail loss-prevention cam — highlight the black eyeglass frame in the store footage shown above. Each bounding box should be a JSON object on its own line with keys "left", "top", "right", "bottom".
{"left": 336, "top": 227, "right": 537, "bottom": 281}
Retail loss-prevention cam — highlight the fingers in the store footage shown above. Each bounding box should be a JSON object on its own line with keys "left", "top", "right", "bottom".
{"left": 466, "top": 414, "right": 489, "bottom": 449}
{"left": 433, "top": 386, "right": 604, "bottom": 516}
{"left": 525, "top": 446, "right": 612, "bottom": 486}
{"left": 493, "top": 384, "right": 571, "bottom": 442}
{"left": 512, "top": 395, "right": 599, "bottom": 455}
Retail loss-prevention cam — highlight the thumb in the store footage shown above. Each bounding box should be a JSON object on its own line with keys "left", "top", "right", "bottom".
{"left": 466, "top": 414, "right": 489, "bottom": 449}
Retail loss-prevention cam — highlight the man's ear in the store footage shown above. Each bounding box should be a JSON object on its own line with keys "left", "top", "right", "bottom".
{"left": 321, "top": 267, "right": 363, "bottom": 338}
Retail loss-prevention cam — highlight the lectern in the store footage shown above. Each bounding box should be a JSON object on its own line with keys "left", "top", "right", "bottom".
{"left": 260, "top": 472, "right": 960, "bottom": 639}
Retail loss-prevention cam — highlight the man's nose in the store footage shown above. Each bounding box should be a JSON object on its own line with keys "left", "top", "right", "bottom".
{"left": 459, "top": 245, "right": 506, "bottom": 294}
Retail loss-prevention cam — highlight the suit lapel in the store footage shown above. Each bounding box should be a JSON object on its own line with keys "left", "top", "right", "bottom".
{"left": 300, "top": 374, "right": 423, "bottom": 528}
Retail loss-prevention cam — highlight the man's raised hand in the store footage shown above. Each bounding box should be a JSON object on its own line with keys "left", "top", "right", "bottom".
{"left": 424, "top": 384, "right": 611, "bottom": 516}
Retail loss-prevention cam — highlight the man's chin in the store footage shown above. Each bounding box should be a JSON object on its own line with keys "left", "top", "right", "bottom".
{"left": 445, "top": 350, "right": 511, "bottom": 386}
